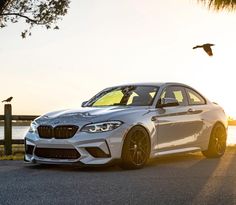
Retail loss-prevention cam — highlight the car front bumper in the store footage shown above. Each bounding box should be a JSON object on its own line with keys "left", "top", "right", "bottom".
{"left": 24, "top": 125, "right": 129, "bottom": 165}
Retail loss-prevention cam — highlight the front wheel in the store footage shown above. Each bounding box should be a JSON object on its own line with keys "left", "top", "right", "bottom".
{"left": 120, "top": 126, "right": 151, "bottom": 170}
{"left": 202, "top": 123, "right": 227, "bottom": 158}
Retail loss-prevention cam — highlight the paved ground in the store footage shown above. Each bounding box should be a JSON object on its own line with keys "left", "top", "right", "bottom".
{"left": 1, "top": 147, "right": 236, "bottom": 205}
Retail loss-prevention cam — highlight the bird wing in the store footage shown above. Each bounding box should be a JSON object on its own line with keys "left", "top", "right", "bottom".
{"left": 203, "top": 46, "right": 213, "bottom": 56}
{"left": 193, "top": 45, "right": 202, "bottom": 49}
{"left": 204, "top": 43, "right": 215, "bottom": 47}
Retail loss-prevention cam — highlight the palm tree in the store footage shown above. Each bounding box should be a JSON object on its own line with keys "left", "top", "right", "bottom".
{"left": 199, "top": 0, "right": 236, "bottom": 10}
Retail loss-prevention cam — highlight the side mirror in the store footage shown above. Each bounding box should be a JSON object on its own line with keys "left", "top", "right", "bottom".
{"left": 81, "top": 101, "right": 88, "bottom": 107}
{"left": 157, "top": 98, "right": 179, "bottom": 108}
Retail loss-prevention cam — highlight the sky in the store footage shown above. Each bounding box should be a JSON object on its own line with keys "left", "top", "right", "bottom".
{"left": 0, "top": 0, "right": 236, "bottom": 117}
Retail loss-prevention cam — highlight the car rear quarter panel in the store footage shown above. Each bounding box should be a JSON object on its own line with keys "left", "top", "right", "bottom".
{"left": 200, "top": 103, "right": 228, "bottom": 150}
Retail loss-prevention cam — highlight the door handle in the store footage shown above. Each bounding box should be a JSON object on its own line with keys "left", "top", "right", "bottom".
{"left": 188, "top": 108, "right": 196, "bottom": 113}
{"left": 188, "top": 108, "right": 203, "bottom": 114}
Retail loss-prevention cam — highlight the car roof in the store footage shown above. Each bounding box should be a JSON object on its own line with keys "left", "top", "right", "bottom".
{"left": 109, "top": 82, "right": 191, "bottom": 88}
{"left": 107, "top": 82, "right": 209, "bottom": 104}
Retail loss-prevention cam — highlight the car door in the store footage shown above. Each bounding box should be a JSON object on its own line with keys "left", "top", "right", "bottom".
{"left": 155, "top": 86, "right": 203, "bottom": 152}
{"left": 183, "top": 87, "right": 207, "bottom": 146}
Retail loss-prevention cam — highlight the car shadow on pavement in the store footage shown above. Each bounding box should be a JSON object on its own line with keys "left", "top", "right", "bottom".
{"left": 26, "top": 147, "right": 236, "bottom": 173}
{"left": 147, "top": 152, "right": 205, "bottom": 167}
{"left": 25, "top": 151, "right": 209, "bottom": 172}
{"left": 190, "top": 146, "right": 236, "bottom": 204}
{"left": 25, "top": 162, "right": 123, "bottom": 172}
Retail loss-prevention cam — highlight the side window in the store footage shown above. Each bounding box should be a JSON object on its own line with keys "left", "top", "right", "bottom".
{"left": 173, "top": 90, "right": 184, "bottom": 104}
{"left": 186, "top": 88, "right": 206, "bottom": 105}
{"left": 160, "top": 86, "right": 187, "bottom": 106}
{"left": 127, "top": 92, "right": 138, "bottom": 105}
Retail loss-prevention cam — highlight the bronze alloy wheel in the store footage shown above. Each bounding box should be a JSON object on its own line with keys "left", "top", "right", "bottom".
{"left": 202, "top": 123, "right": 227, "bottom": 158}
{"left": 214, "top": 125, "right": 227, "bottom": 155}
{"left": 120, "top": 126, "right": 150, "bottom": 169}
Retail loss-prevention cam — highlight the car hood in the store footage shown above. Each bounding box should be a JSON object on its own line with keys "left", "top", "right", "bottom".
{"left": 35, "top": 106, "right": 150, "bottom": 127}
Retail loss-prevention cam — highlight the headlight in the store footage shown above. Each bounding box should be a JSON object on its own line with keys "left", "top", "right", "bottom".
{"left": 28, "top": 121, "right": 38, "bottom": 133}
{"left": 81, "top": 121, "right": 123, "bottom": 133}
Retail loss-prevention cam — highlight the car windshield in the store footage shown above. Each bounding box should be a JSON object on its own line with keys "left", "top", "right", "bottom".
{"left": 86, "top": 86, "right": 159, "bottom": 107}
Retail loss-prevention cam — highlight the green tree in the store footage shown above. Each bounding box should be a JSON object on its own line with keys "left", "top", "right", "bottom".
{"left": 1, "top": 0, "right": 236, "bottom": 38}
{"left": 199, "top": 0, "right": 236, "bottom": 10}
{"left": 0, "top": 0, "right": 70, "bottom": 38}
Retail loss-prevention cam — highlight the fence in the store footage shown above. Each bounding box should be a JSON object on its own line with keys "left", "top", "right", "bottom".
{"left": 0, "top": 104, "right": 39, "bottom": 155}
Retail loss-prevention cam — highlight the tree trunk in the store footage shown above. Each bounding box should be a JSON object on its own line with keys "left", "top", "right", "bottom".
{"left": 0, "top": 0, "right": 11, "bottom": 23}
{"left": 0, "top": 0, "right": 11, "bottom": 14}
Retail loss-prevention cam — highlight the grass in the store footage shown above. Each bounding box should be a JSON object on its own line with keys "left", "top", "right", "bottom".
{"left": 0, "top": 144, "right": 24, "bottom": 160}
{"left": 0, "top": 155, "right": 23, "bottom": 160}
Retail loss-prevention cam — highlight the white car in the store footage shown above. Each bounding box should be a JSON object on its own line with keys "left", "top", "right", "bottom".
{"left": 24, "top": 82, "right": 227, "bottom": 169}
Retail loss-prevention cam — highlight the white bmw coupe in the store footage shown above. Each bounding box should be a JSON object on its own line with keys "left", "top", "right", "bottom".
{"left": 25, "top": 83, "right": 227, "bottom": 169}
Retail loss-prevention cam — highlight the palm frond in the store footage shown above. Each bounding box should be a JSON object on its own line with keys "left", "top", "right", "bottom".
{"left": 199, "top": 0, "right": 236, "bottom": 11}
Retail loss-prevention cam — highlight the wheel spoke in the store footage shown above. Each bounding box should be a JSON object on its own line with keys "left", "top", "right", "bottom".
{"left": 139, "top": 146, "right": 148, "bottom": 157}
{"left": 138, "top": 151, "right": 142, "bottom": 164}
{"left": 217, "top": 142, "right": 221, "bottom": 152}
{"left": 140, "top": 143, "right": 148, "bottom": 149}
{"left": 132, "top": 150, "right": 137, "bottom": 160}
{"left": 136, "top": 152, "right": 139, "bottom": 164}
{"left": 135, "top": 151, "right": 139, "bottom": 164}
{"left": 130, "top": 139, "right": 136, "bottom": 144}
{"left": 139, "top": 135, "right": 146, "bottom": 143}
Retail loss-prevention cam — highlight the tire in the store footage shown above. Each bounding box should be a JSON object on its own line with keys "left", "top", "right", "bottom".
{"left": 120, "top": 126, "right": 151, "bottom": 170}
{"left": 202, "top": 123, "right": 227, "bottom": 158}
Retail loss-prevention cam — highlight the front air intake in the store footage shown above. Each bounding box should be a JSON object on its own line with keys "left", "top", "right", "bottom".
{"left": 25, "top": 145, "right": 34, "bottom": 155}
{"left": 34, "top": 148, "right": 80, "bottom": 159}
{"left": 85, "top": 147, "right": 111, "bottom": 158}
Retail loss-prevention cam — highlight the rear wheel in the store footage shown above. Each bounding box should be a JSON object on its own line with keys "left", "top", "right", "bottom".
{"left": 120, "top": 126, "right": 150, "bottom": 170}
{"left": 202, "top": 123, "right": 227, "bottom": 158}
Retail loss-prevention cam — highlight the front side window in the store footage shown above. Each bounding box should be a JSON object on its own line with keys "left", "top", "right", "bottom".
{"left": 160, "top": 86, "right": 187, "bottom": 106}
{"left": 88, "top": 86, "right": 159, "bottom": 107}
{"left": 186, "top": 88, "right": 206, "bottom": 105}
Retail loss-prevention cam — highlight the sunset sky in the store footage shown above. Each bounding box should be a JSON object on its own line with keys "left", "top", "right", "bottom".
{"left": 0, "top": 0, "right": 236, "bottom": 117}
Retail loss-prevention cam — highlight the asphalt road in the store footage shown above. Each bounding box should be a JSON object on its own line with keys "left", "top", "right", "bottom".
{"left": 1, "top": 147, "right": 236, "bottom": 205}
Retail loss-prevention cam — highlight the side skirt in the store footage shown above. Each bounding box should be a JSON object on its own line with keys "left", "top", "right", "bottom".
{"left": 153, "top": 147, "right": 201, "bottom": 157}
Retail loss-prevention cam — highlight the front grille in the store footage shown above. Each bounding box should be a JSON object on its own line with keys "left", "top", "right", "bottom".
{"left": 37, "top": 125, "right": 53, "bottom": 139}
{"left": 37, "top": 125, "right": 79, "bottom": 139}
{"left": 35, "top": 148, "right": 80, "bottom": 159}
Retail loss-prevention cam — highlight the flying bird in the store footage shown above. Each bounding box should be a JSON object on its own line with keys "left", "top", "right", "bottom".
{"left": 2, "top": 97, "right": 13, "bottom": 103}
{"left": 193, "top": 43, "right": 215, "bottom": 56}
